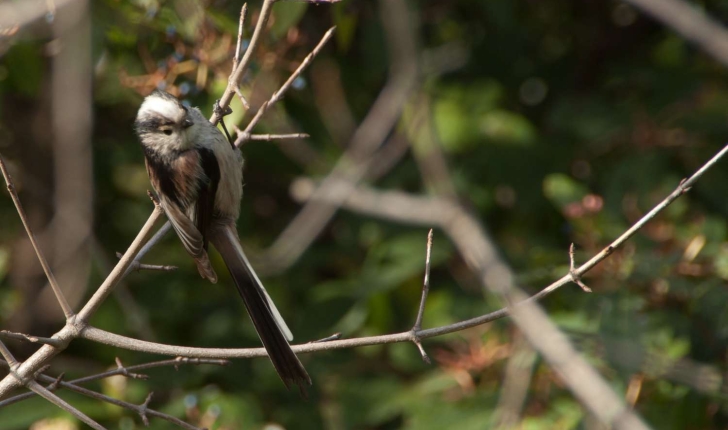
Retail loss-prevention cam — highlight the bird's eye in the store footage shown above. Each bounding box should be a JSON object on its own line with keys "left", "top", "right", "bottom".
{"left": 162, "top": 129, "right": 173, "bottom": 136}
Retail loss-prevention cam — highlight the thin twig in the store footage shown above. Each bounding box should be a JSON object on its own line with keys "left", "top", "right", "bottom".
{"left": 248, "top": 133, "right": 310, "bottom": 141}
{"left": 234, "top": 86, "right": 250, "bottom": 110}
{"left": 77, "top": 205, "right": 164, "bottom": 322}
{"left": 410, "top": 229, "right": 433, "bottom": 364}
{"left": 0, "top": 340, "right": 17, "bottom": 368}
{"left": 624, "top": 0, "right": 728, "bottom": 68}
{"left": 115, "top": 357, "right": 149, "bottom": 380}
{"left": 0, "top": 357, "right": 229, "bottom": 408}
{"left": 27, "top": 381, "right": 106, "bottom": 430}
{"left": 261, "top": 0, "right": 419, "bottom": 271}
{"left": 210, "top": 0, "right": 276, "bottom": 125}
{"left": 569, "top": 244, "right": 591, "bottom": 292}
{"left": 0, "top": 330, "right": 63, "bottom": 347}
{"left": 0, "top": 154, "right": 74, "bottom": 319}
{"left": 115, "top": 252, "right": 177, "bottom": 272}
{"left": 0, "top": 205, "right": 165, "bottom": 398}
{"left": 309, "top": 333, "right": 342, "bottom": 343}
{"left": 33, "top": 375, "right": 200, "bottom": 430}
{"left": 233, "top": 3, "right": 248, "bottom": 67}
{"left": 235, "top": 26, "right": 336, "bottom": 146}
{"left": 413, "top": 229, "right": 433, "bottom": 332}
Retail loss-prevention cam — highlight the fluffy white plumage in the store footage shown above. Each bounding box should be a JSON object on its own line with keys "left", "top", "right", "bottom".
{"left": 138, "top": 95, "right": 186, "bottom": 123}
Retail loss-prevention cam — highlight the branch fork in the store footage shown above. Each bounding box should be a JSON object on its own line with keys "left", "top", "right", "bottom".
{"left": 568, "top": 243, "right": 592, "bottom": 293}
{"left": 411, "top": 229, "right": 434, "bottom": 364}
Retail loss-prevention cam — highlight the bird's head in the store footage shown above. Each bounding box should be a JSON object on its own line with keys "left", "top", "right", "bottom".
{"left": 134, "top": 90, "right": 199, "bottom": 155}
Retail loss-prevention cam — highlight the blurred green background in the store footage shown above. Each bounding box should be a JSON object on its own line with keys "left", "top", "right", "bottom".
{"left": 2, "top": 0, "right": 728, "bottom": 428}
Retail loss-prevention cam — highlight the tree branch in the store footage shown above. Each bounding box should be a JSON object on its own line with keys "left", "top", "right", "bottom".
{"left": 624, "top": 0, "right": 728, "bottom": 68}
{"left": 210, "top": 0, "right": 276, "bottom": 124}
{"left": 28, "top": 381, "right": 106, "bottom": 430}
{"left": 234, "top": 26, "right": 336, "bottom": 146}
{"left": 0, "top": 357, "right": 229, "bottom": 408}
{"left": 0, "top": 204, "right": 164, "bottom": 399}
{"left": 262, "top": 0, "right": 419, "bottom": 272}
{"left": 0, "top": 154, "right": 74, "bottom": 319}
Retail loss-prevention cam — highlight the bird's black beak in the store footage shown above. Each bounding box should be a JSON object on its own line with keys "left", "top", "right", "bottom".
{"left": 183, "top": 118, "right": 193, "bottom": 129}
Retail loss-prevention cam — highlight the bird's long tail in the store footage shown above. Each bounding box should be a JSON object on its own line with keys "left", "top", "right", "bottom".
{"left": 209, "top": 224, "right": 311, "bottom": 392}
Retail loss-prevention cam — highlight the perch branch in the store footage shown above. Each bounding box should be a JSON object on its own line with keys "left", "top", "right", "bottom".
{"left": 67, "top": 144, "right": 728, "bottom": 365}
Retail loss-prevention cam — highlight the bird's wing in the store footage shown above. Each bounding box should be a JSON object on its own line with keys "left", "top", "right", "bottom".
{"left": 195, "top": 147, "right": 220, "bottom": 251}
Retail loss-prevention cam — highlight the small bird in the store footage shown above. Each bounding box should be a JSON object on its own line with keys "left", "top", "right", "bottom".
{"left": 134, "top": 90, "right": 310, "bottom": 391}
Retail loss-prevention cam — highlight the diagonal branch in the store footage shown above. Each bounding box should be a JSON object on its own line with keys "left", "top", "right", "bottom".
{"left": 411, "top": 229, "right": 433, "bottom": 364}
{"left": 77, "top": 205, "right": 164, "bottom": 322}
{"left": 624, "top": 0, "right": 728, "bottom": 68}
{"left": 235, "top": 26, "right": 336, "bottom": 146}
{"left": 211, "top": 0, "right": 276, "bottom": 124}
{"left": 28, "top": 381, "right": 106, "bottom": 430}
{"left": 0, "top": 154, "right": 74, "bottom": 319}
{"left": 262, "top": 0, "right": 419, "bottom": 272}
{"left": 0, "top": 203, "right": 164, "bottom": 399}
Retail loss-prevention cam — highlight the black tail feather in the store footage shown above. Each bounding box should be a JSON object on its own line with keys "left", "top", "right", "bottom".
{"left": 210, "top": 227, "right": 311, "bottom": 392}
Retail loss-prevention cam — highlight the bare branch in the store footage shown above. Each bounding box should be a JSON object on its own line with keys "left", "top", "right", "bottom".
{"left": 262, "top": 0, "right": 419, "bottom": 272}
{"left": 309, "top": 333, "right": 342, "bottom": 343}
{"left": 413, "top": 229, "right": 433, "bottom": 332}
{"left": 33, "top": 375, "right": 200, "bottom": 430}
{"left": 492, "top": 334, "right": 537, "bottom": 429}
{"left": 115, "top": 252, "right": 177, "bottom": 272}
{"left": 624, "top": 0, "right": 728, "bottom": 68}
{"left": 411, "top": 229, "right": 433, "bottom": 364}
{"left": 210, "top": 0, "right": 276, "bottom": 124}
{"left": 292, "top": 145, "right": 728, "bottom": 429}
{"left": 28, "top": 381, "right": 107, "bottom": 430}
{"left": 70, "top": 143, "right": 728, "bottom": 370}
{"left": 233, "top": 3, "right": 248, "bottom": 67}
{"left": 234, "top": 86, "right": 250, "bottom": 110}
{"left": 569, "top": 244, "right": 591, "bottom": 292}
{"left": 115, "top": 357, "right": 149, "bottom": 380}
{"left": 235, "top": 26, "right": 336, "bottom": 146}
{"left": 248, "top": 133, "right": 310, "bottom": 141}
{"left": 0, "top": 340, "right": 17, "bottom": 368}
{"left": 0, "top": 330, "right": 63, "bottom": 347}
{"left": 0, "top": 154, "right": 74, "bottom": 319}
{"left": 76, "top": 205, "right": 164, "bottom": 322}
{"left": 0, "top": 357, "right": 229, "bottom": 407}
{"left": 0, "top": 205, "right": 165, "bottom": 398}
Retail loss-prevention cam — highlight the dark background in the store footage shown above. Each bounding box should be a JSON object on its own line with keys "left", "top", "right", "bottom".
{"left": 2, "top": 0, "right": 728, "bottom": 428}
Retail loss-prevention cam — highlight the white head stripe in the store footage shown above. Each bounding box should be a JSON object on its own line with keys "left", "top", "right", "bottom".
{"left": 138, "top": 96, "right": 184, "bottom": 121}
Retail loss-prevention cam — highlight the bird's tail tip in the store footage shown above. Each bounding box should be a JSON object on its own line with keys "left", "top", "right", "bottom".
{"left": 195, "top": 253, "right": 218, "bottom": 283}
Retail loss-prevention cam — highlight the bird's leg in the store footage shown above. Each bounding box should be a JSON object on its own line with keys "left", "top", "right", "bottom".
{"left": 213, "top": 100, "right": 234, "bottom": 147}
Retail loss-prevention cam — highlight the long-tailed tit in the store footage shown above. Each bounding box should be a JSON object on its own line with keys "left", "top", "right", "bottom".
{"left": 134, "top": 90, "right": 310, "bottom": 391}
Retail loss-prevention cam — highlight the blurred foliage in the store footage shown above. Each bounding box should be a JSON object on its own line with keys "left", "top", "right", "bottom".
{"left": 2, "top": 0, "right": 728, "bottom": 429}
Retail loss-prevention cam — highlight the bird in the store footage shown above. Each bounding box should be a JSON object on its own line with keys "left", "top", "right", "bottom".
{"left": 134, "top": 89, "right": 311, "bottom": 391}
